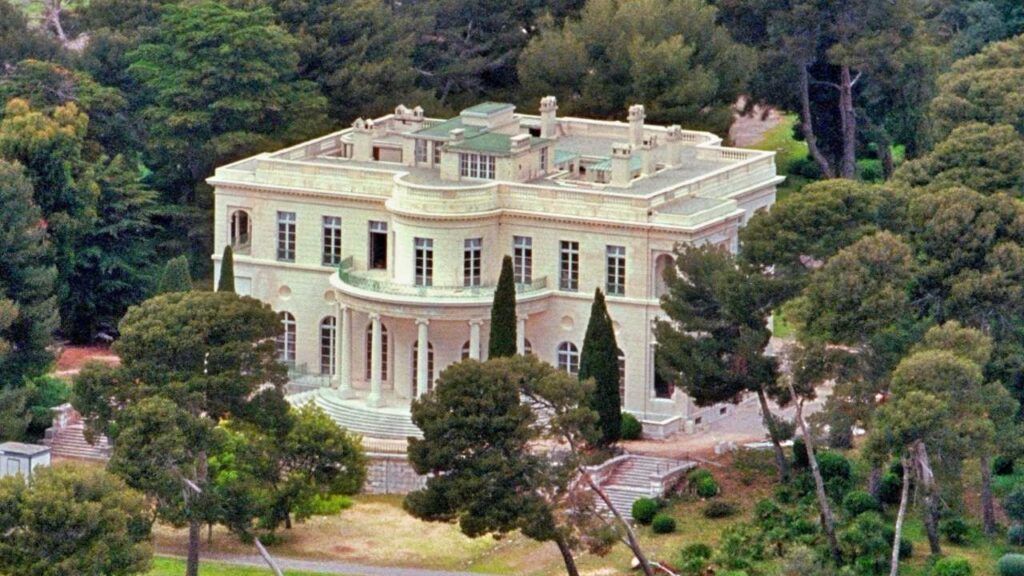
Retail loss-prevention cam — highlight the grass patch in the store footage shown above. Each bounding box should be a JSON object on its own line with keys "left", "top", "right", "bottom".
{"left": 148, "top": 557, "right": 329, "bottom": 576}
{"left": 749, "top": 113, "right": 806, "bottom": 174}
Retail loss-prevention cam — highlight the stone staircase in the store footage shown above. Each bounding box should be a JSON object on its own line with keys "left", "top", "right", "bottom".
{"left": 593, "top": 455, "right": 695, "bottom": 520}
{"left": 44, "top": 423, "right": 111, "bottom": 461}
{"left": 290, "top": 389, "right": 422, "bottom": 440}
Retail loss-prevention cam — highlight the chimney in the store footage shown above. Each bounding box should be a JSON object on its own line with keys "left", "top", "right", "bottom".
{"left": 640, "top": 135, "right": 658, "bottom": 176}
{"left": 352, "top": 118, "right": 374, "bottom": 161}
{"left": 665, "top": 125, "right": 683, "bottom": 166}
{"left": 628, "top": 104, "right": 645, "bottom": 147}
{"left": 540, "top": 96, "right": 558, "bottom": 139}
{"left": 611, "top": 143, "right": 633, "bottom": 187}
{"left": 449, "top": 128, "right": 465, "bottom": 145}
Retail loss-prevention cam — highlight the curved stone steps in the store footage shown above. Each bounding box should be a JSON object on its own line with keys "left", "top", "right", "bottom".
{"left": 290, "top": 389, "right": 422, "bottom": 440}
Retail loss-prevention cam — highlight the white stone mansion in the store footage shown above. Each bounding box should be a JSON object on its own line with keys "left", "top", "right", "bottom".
{"left": 210, "top": 98, "right": 782, "bottom": 439}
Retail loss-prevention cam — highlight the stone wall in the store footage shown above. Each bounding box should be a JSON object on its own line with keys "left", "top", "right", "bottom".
{"left": 364, "top": 453, "right": 426, "bottom": 495}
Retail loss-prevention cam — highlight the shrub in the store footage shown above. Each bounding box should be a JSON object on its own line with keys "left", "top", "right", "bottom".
{"left": 703, "top": 500, "right": 738, "bottom": 519}
{"left": 843, "top": 490, "right": 879, "bottom": 517}
{"left": 689, "top": 468, "right": 713, "bottom": 484}
{"left": 1008, "top": 525, "right": 1024, "bottom": 546}
{"left": 1005, "top": 487, "right": 1024, "bottom": 524}
{"left": 620, "top": 412, "right": 642, "bottom": 440}
{"left": 932, "top": 557, "right": 972, "bottom": 576}
{"left": 678, "top": 543, "right": 712, "bottom": 576}
{"left": 792, "top": 437, "right": 809, "bottom": 468}
{"left": 940, "top": 516, "right": 971, "bottom": 545}
{"left": 817, "top": 451, "right": 852, "bottom": 482}
{"left": 878, "top": 472, "right": 903, "bottom": 506}
{"left": 714, "top": 524, "right": 765, "bottom": 572}
{"left": 651, "top": 514, "right": 676, "bottom": 534}
{"left": 696, "top": 476, "right": 719, "bottom": 498}
{"left": 631, "top": 497, "right": 659, "bottom": 525}
{"left": 995, "top": 455, "right": 1016, "bottom": 476}
{"left": 1000, "top": 554, "right": 1024, "bottom": 576}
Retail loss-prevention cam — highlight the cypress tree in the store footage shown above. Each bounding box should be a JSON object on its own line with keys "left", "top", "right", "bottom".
{"left": 579, "top": 288, "right": 621, "bottom": 445}
{"left": 217, "top": 245, "right": 235, "bottom": 293}
{"left": 488, "top": 255, "right": 517, "bottom": 358}
{"left": 156, "top": 256, "right": 192, "bottom": 294}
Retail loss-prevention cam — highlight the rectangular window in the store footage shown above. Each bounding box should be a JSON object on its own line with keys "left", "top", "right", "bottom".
{"left": 559, "top": 240, "right": 579, "bottom": 291}
{"left": 415, "top": 237, "right": 433, "bottom": 287}
{"left": 606, "top": 245, "right": 626, "bottom": 296}
{"left": 513, "top": 236, "right": 532, "bottom": 284}
{"left": 432, "top": 141, "right": 442, "bottom": 165}
{"left": 322, "top": 216, "right": 342, "bottom": 266}
{"left": 277, "top": 211, "right": 296, "bottom": 262}
{"left": 540, "top": 147, "right": 548, "bottom": 173}
{"left": 464, "top": 238, "right": 482, "bottom": 287}
{"left": 415, "top": 139, "right": 428, "bottom": 163}
{"left": 369, "top": 221, "right": 388, "bottom": 269}
{"left": 458, "top": 153, "right": 496, "bottom": 179}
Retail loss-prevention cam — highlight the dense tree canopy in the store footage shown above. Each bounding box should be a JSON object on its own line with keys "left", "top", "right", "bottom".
{"left": 0, "top": 464, "right": 152, "bottom": 576}
{"left": 518, "top": 0, "right": 753, "bottom": 132}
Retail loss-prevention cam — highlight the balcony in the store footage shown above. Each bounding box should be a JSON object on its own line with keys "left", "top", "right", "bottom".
{"left": 334, "top": 257, "right": 549, "bottom": 305}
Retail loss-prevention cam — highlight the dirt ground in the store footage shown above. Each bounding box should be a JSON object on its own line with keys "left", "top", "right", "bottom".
{"left": 729, "top": 99, "right": 783, "bottom": 147}
{"left": 54, "top": 345, "right": 119, "bottom": 377}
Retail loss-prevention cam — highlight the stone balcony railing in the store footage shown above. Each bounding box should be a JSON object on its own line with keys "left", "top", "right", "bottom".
{"left": 336, "top": 257, "right": 549, "bottom": 300}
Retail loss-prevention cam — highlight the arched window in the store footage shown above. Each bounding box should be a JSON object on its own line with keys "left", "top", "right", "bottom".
{"left": 523, "top": 339, "right": 533, "bottom": 356}
{"left": 277, "top": 312, "right": 296, "bottom": 365}
{"left": 365, "top": 322, "right": 389, "bottom": 381}
{"left": 461, "top": 340, "right": 471, "bottom": 360}
{"left": 557, "top": 342, "right": 579, "bottom": 375}
{"left": 230, "top": 209, "right": 252, "bottom": 254}
{"left": 412, "top": 341, "right": 435, "bottom": 391}
{"left": 654, "top": 254, "right": 675, "bottom": 298}
{"left": 320, "top": 316, "right": 336, "bottom": 375}
{"left": 617, "top": 349, "right": 626, "bottom": 406}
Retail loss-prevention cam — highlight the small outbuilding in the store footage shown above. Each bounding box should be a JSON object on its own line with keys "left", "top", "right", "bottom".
{"left": 0, "top": 441, "right": 51, "bottom": 481}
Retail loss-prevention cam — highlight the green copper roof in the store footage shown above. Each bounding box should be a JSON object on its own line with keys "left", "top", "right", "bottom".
{"left": 554, "top": 149, "right": 579, "bottom": 165}
{"left": 460, "top": 102, "right": 515, "bottom": 116}
{"left": 449, "top": 134, "right": 548, "bottom": 155}
{"left": 413, "top": 117, "right": 485, "bottom": 139}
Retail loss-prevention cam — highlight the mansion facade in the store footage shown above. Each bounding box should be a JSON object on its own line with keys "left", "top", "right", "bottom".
{"left": 209, "top": 98, "right": 781, "bottom": 439}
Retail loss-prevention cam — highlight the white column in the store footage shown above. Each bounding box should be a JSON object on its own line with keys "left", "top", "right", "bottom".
{"left": 469, "top": 320, "right": 482, "bottom": 360}
{"left": 516, "top": 315, "right": 527, "bottom": 355}
{"left": 367, "top": 313, "right": 384, "bottom": 407}
{"left": 337, "top": 303, "right": 354, "bottom": 398}
{"left": 416, "top": 319, "right": 429, "bottom": 397}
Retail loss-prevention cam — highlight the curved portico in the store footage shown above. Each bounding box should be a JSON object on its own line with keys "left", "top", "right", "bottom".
{"left": 327, "top": 266, "right": 552, "bottom": 408}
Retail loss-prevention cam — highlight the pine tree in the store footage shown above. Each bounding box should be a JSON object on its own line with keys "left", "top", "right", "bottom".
{"left": 0, "top": 160, "right": 57, "bottom": 388}
{"left": 156, "top": 256, "right": 192, "bottom": 294}
{"left": 579, "top": 289, "right": 621, "bottom": 445}
{"left": 488, "top": 255, "right": 517, "bottom": 359}
{"left": 217, "top": 245, "right": 235, "bottom": 293}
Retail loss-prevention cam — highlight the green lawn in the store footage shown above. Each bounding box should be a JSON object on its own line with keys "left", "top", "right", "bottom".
{"left": 747, "top": 113, "right": 812, "bottom": 202}
{"left": 149, "top": 557, "right": 336, "bottom": 576}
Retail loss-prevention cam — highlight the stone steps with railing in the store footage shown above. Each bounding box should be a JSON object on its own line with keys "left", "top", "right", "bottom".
{"left": 289, "top": 389, "right": 423, "bottom": 440}
{"left": 588, "top": 453, "right": 695, "bottom": 520}
{"left": 44, "top": 423, "right": 111, "bottom": 461}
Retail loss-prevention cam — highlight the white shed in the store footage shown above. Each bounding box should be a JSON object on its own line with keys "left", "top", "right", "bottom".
{"left": 0, "top": 442, "right": 51, "bottom": 481}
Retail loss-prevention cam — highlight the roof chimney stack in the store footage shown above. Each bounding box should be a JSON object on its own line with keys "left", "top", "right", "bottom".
{"left": 628, "top": 104, "right": 645, "bottom": 147}
{"left": 540, "top": 96, "right": 558, "bottom": 139}
{"left": 611, "top": 143, "right": 633, "bottom": 187}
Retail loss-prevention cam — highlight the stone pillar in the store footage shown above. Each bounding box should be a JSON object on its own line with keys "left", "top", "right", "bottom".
{"left": 368, "top": 313, "right": 384, "bottom": 407}
{"left": 469, "top": 320, "right": 482, "bottom": 360}
{"left": 516, "top": 315, "right": 527, "bottom": 355}
{"left": 337, "top": 303, "right": 354, "bottom": 398}
{"left": 416, "top": 319, "right": 429, "bottom": 397}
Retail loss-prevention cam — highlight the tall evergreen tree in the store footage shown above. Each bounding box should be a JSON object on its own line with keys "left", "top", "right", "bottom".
{"left": 579, "top": 289, "right": 621, "bottom": 445}
{"left": 217, "top": 245, "right": 235, "bottom": 293}
{"left": 488, "top": 255, "right": 517, "bottom": 358}
{"left": 156, "top": 256, "right": 192, "bottom": 294}
{"left": 0, "top": 160, "right": 57, "bottom": 388}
